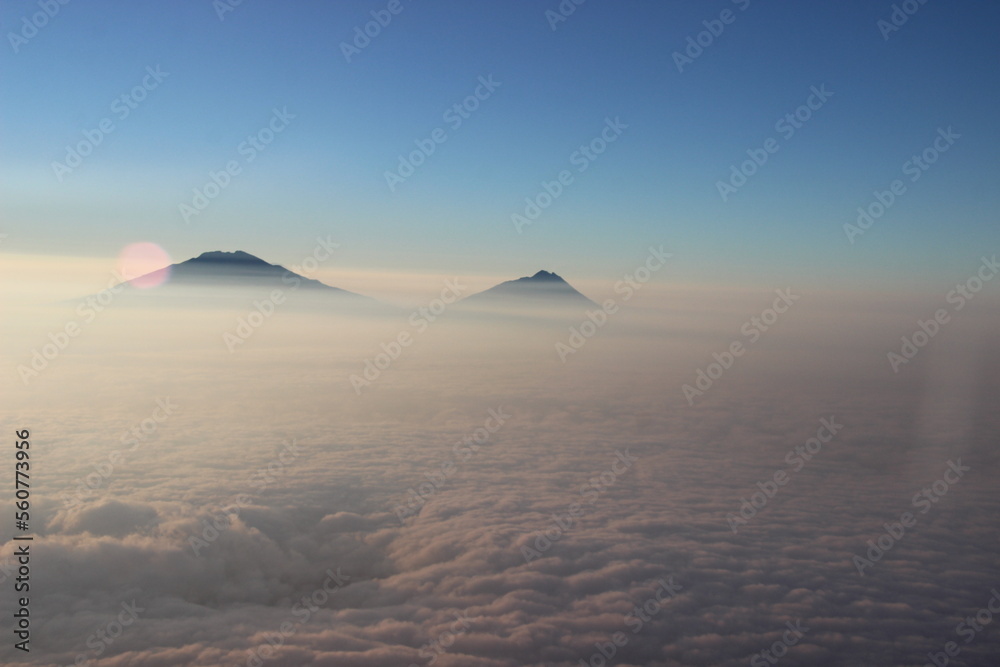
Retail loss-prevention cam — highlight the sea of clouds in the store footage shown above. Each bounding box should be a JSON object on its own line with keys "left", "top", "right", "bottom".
{"left": 2, "top": 286, "right": 999, "bottom": 666}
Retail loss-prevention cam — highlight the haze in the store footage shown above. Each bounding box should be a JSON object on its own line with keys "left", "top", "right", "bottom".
{"left": 3, "top": 1, "right": 1000, "bottom": 666}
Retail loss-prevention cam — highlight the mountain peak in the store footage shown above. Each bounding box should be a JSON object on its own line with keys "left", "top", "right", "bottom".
{"left": 123, "top": 250, "right": 373, "bottom": 303}
{"left": 527, "top": 270, "right": 563, "bottom": 281}
{"left": 461, "top": 269, "right": 596, "bottom": 309}
{"left": 190, "top": 250, "right": 271, "bottom": 266}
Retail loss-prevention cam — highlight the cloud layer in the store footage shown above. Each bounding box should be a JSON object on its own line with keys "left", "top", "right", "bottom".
{"left": 3, "top": 289, "right": 999, "bottom": 666}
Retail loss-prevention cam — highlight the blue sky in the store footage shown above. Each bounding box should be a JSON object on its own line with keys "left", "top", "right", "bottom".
{"left": 2, "top": 0, "right": 998, "bottom": 289}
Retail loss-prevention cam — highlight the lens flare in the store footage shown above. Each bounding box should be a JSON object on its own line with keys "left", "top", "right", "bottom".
{"left": 118, "top": 242, "right": 172, "bottom": 289}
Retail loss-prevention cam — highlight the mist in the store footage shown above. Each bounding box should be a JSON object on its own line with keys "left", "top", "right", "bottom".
{"left": 3, "top": 267, "right": 999, "bottom": 667}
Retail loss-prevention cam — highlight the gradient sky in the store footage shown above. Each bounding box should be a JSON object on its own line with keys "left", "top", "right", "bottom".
{"left": 2, "top": 0, "right": 998, "bottom": 291}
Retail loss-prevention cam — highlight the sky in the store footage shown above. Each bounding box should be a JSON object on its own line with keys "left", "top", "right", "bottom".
{"left": 3, "top": 4, "right": 1000, "bottom": 664}
{"left": 2, "top": 0, "right": 999, "bottom": 292}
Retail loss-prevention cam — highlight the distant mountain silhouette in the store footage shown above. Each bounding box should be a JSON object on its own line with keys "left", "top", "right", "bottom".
{"left": 461, "top": 270, "right": 597, "bottom": 308}
{"left": 107, "top": 250, "right": 384, "bottom": 309}
{"left": 98, "top": 252, "right": 597, "bottom": 318}
{"left": 155, "top": 250, "right": 363, "bottom": 296}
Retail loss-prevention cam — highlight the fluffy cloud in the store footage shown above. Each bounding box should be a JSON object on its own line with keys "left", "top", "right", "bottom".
{"left": 3, "top": 293, "right": 999, "bottom": 666}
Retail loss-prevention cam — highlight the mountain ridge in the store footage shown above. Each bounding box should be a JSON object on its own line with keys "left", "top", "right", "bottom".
{"left": 117, "top": 250, "right": 596, "bottom": 310}
{"left": 459, "top": 269, "right": 597, "bottom": 307}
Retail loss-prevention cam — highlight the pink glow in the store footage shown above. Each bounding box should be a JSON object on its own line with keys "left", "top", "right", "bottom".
{"left": 118, "top": 242, "right": 172, "bottom": 289}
